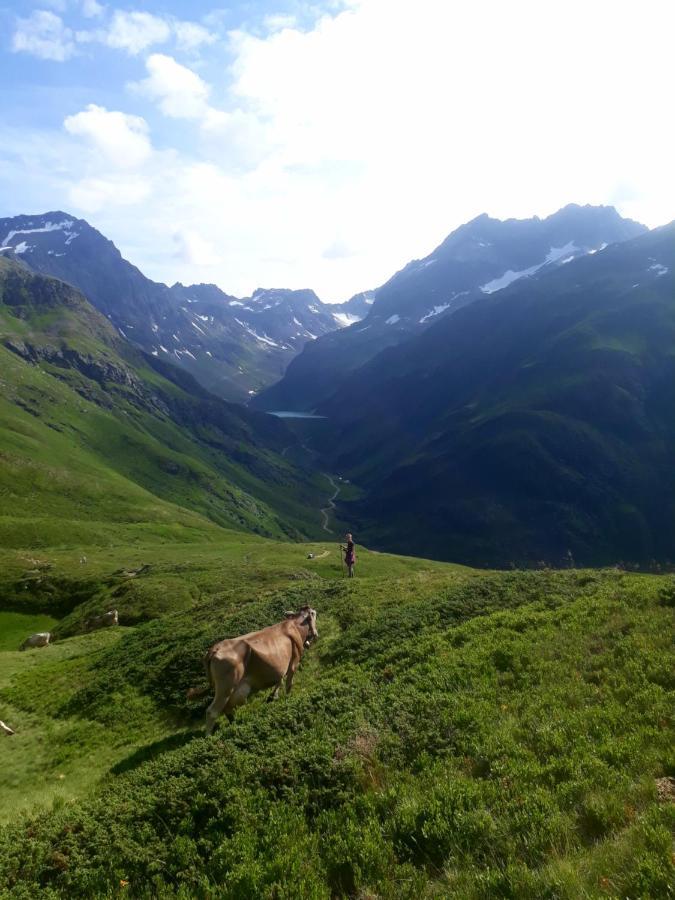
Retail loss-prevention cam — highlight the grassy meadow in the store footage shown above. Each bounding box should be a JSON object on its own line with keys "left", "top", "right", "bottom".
{"left": 0, "top": 256, "right": 672, "bottom": 896}
{"left": 0, "top": 533, "right": 672, "bottom": 898}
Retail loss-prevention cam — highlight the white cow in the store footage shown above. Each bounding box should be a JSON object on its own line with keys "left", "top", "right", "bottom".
{"left": 19, "top": 632, "right": 51, "bottom": 651}
{"left": 85, "top": 609, "right": 119, "bottom": 631}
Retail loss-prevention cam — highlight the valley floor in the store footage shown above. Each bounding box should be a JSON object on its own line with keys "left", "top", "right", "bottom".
{"left": 0, "top": 536, "right": 673, "bottom": 898}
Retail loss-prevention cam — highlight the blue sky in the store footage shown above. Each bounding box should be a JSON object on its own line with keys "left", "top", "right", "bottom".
{"left": 2, "top": 0, "right": 674, "bottom": 301}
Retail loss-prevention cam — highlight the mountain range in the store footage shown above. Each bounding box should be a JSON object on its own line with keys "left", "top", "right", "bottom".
{"left": 0, "top": 213, "right": 366, "bottom": 403}
{"left": 253, "top": 204, "right": 647, "bottom": 412}
{"left": 1, "top": 202, "right": 672, "bottom": 567}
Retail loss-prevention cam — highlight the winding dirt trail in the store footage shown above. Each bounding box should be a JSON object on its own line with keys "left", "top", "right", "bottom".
{"left": 320, "top": 474, "right": 340, "bottom": 534}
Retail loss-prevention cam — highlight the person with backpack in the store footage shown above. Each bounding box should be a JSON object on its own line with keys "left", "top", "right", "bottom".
{"left": 342, "top": 533, "right": 356, "bottom": 577}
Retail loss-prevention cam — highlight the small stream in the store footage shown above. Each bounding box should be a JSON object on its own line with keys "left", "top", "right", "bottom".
{"left": 320, "top": 474, "right": 340, "bottom": 534}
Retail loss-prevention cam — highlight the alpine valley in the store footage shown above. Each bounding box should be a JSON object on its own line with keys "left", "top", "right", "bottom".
{"left": 2, "top": 203, "right": 673, "bottom": 567}
{"left": 0, "top": 203, "right": 674, "bottom": 899}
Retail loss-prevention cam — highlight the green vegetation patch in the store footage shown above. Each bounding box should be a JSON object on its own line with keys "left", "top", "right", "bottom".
{"left": 0, "top": 567, "right": 672, "bottom": 898}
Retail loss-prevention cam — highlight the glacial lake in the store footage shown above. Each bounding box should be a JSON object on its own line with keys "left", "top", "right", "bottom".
{"left": 267, "top": 411, "right": 327, "bottom": 419}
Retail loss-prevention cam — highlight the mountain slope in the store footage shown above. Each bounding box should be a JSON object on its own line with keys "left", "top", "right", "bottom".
{"left": 253, "top": 205, "right": 647, "bottom": 412}
{"left": 0, "top": 257, "right": 327, "bottom": 546}
{"left": 0, "top": 214, "right": 356, "bottom": 402}
{"left": 0, "top": 548, "right": 672, "bottom": 897}
{"left": 321, "top": 224, "right": 675, "bottom": 566}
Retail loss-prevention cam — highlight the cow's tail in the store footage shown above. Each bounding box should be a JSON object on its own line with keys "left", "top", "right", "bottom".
{"left": 186, "top": 647, "right": 216, "bottom": 700}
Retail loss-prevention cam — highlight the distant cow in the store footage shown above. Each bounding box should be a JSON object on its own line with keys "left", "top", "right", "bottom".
{"left": 187, "top": 606, "right": 318, "bottom": 735}
{"left": 19, "top": 632, "right": 51, "bottom": 651}
{"left": 85, "top": 610, "right": 119, "bottom": 631}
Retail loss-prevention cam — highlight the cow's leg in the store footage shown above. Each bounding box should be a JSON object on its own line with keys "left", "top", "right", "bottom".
{"left": 205, "top": 660, "right": 240, "bottom": 735}
{"left": 228, "top": 679, "right": 252, "bottom": 709}
{"left": 266, "top": 682, "right": 282, "bottom": 702}
{"left": 205, "top": 689, "right": 233, "bottom": 735}
{"left": 221, "top": 679, "right": 252, "bottom": 722}
{"left": 285, "top": 656, "right": 300, "bottom": 695}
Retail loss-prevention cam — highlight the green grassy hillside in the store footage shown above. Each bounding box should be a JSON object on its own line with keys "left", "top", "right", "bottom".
{"left": 0, "top": 255, "right": 672, "bottom": 899}
{"left": 0, "top": 258, "right": 328, "bottom": 547}
{"left": 0, "top": 533, "right": 672, "bottom": 898}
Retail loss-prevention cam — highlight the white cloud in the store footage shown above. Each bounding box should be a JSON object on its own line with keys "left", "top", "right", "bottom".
{"left": 130, "top": 55, "right": 270, "bottom": 170}
{"left": 262, "top": 13, "right": 298, "bottom": 32}
{"left": 68, "top": 174, "right": 151, "bottom": 211}
{"left": 173, "top": 21, "right": 216, "bottom": 51}
{"left": 81, "top": 0, "right": 105, "bottom": 18}
{"left": 131, "top": 54, "right": 211, "bottom": 120}
{"left": 71, "top": 13, "right": 216, "bottom": 57}
{"left": 173, "top": 230, "right": 222, "bottom": 266}
{"left": 323, "top": 239, "right": 357, "bottom": 259}
{"left": 105, "top": 10, "right": 171, "bottom": 55}
{"left": 6, "top": 0, "right": 675, "bottom": 302}
{"left": 213, "top": 0, "right": 675, "bottom": 297}
{"left": 64, "top": 104, "right": 152, "bottom": 169}
{"left": 12, "top": 10, "right": 75, "bottom": 61}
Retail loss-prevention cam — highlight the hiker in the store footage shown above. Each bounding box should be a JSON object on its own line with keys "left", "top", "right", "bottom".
{"left": 342, "top": 533, "right": 356, "bottom": 577}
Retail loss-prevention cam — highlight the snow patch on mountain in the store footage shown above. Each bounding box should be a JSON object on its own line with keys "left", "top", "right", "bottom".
{"left": 420, "top": 303, "right": 451, "bottom": 323}
{"left": 481, "top": 262, "right": 542, "bottom": 294}
{"left": 235, "top": 318, "right": 280, "bottom": 348}
{"left": 480, "top": 242, "right": 579, "bottom": 294}
{"left": 2, "top": 219, "right": 75, "bottom": 247}
{"left": 648, "top": 262, "right": 668, "bottom": 276}
{"left": 385, "top": 314, "right": 401, "bottom": 325}
{"left": 333, "top": 312, "right": 361, "bottom": 327}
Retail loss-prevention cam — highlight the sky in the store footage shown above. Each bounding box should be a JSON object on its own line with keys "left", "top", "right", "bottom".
{"left": 1, "top": 0, "right": 674, "bottom": 302}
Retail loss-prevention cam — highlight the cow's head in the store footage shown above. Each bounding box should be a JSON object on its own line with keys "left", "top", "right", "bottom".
{"left": 285, "top": 606, "right": 318, "bottom": 645}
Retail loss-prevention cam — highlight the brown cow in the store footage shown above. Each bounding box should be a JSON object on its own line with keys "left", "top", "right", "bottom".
{"left": 19, "top": 632, "right": 51, "bottom": 651}
{"left": 188, "top": 606, "right": 318, "bottom": 735}
{"left": 85, "top": 609, "right": 119, "bottom": 631}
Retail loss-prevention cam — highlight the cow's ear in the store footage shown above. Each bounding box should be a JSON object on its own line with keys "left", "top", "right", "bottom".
{"left": 284, "top": 610, "right": 296, "bottom": 619}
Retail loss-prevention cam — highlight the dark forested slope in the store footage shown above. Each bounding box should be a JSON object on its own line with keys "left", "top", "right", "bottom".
{"left": 321, "top": 224, "right": 675, "bottom": 566}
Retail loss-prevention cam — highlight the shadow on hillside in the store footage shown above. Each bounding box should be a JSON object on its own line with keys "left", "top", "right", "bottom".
{"left": 111, "top": 730, "right": 198, "bottom": 776}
